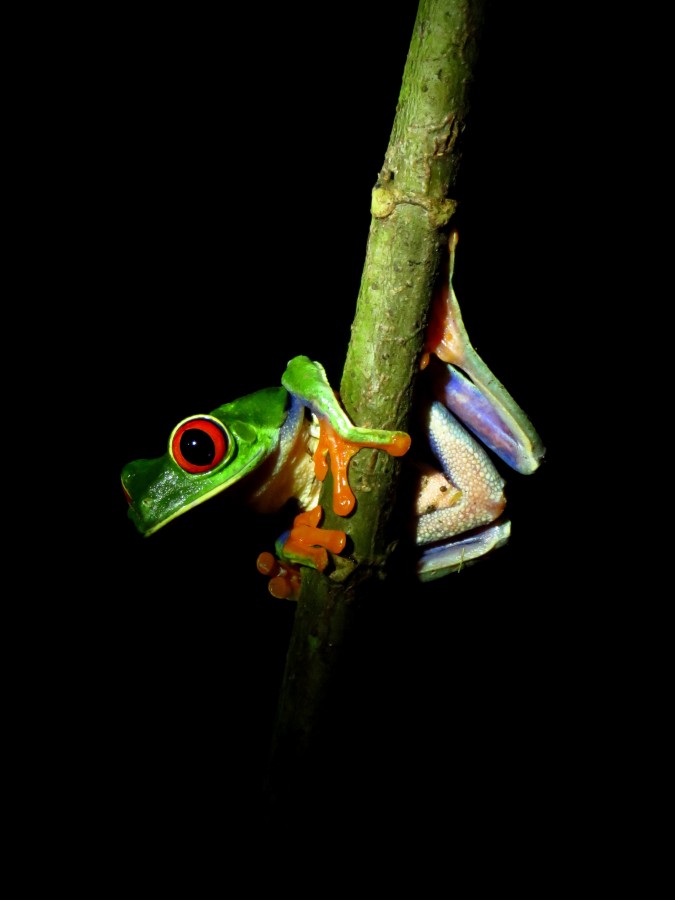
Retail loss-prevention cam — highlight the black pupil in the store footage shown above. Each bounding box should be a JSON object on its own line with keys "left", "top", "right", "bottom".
{"left": 180, "top": 428, "right": 216, "bottom": 466}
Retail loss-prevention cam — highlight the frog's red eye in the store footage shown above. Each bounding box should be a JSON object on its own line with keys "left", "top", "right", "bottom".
{"left": 170, "top": 416, "right": 231, "bottom": 474}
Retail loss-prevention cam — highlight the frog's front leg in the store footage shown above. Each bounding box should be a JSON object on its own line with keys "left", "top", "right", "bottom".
{"left": 282, "top": 356, "right": 410, "bottom": 519}
{"left": 258, "top": 356, "right": 412, "bottom": 598}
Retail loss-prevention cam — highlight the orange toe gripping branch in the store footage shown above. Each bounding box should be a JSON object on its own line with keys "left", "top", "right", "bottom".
{"left": 313, "top": 418, "right": 410, "bottom": 516}
{"left": 256, "top": 506, "right": 347, "bottom": 601}
{"left": 256, "top": 551, "right": 302, "bottom": 600}
{"left": 256, "top": 418, "right": 410, "bottom": 600}
{"left": 283, "top": 505, "right": 347, "bottom": 567}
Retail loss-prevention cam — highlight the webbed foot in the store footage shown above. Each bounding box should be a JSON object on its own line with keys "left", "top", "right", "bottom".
{"left": 256, "top": 505, "right": 347, "bottom": 599}
{"left": 416, "top": 520, "right": 511, "bottom": 580}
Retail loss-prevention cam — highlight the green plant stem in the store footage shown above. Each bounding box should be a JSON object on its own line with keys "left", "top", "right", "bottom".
{"left": 263, "top": 0, "right": 487, "bottom": 819}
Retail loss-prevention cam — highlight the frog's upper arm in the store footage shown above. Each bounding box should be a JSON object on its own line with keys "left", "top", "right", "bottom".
{"left": 282, "top": 355, "right": 410, "bottom": 516}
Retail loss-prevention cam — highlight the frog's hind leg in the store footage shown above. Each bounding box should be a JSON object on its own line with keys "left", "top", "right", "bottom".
{"left": 423, "top": 230, "right": 545, "bottom": 476}
{"left": 415, "top": 400, "right": 510, "bottom": 580}
{"left": 416, "top": 519, "right": 511, "bottom": 580}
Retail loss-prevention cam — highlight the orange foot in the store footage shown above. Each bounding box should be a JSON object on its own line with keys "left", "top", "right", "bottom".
{"left": 256, "top": 551, "right": 303, "bottom": 600}
{"left": 256, "top": 506, "right": 347, "bottom": 600}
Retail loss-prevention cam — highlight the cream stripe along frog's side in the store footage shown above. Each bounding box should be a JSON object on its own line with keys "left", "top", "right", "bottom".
{"left": 121, "top": 232, "right": 545, "bottom": 598}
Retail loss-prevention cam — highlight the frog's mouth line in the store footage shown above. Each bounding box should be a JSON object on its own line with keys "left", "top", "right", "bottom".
{"left": 124, "top": 445, "right": 269, "bottom": 537}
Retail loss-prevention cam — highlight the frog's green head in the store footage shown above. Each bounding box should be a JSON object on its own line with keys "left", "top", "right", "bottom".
{"left": 122, "top": 386, "right": 289, "bottom": 536}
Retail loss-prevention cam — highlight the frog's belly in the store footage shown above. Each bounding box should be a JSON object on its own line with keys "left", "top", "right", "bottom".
{"left": 246, "top": 416, "right": 320, "bottom": 515}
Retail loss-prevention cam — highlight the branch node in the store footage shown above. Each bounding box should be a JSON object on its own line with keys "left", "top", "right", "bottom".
{"left": 371, "top": 185, "right": 457, "bottom": 227}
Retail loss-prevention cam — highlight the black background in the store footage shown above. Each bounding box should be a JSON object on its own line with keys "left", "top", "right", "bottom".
{"left": 43, "top": 2, "right": 620, "bottom": 858}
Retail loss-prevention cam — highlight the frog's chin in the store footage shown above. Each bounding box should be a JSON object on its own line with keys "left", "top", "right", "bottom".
{"left": 130, "top": 449, "right": 269, "bottom": 537}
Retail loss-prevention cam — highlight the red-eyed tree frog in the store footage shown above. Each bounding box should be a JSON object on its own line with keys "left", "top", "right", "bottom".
{"left": 121, "top": 232, "right": 545, "bottom": 599}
